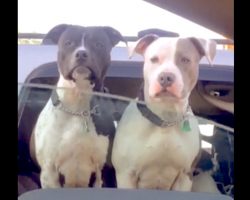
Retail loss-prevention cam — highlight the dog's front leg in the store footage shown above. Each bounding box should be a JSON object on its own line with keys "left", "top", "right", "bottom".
{"left": 93, "top": 168, "right": 103, "bottom": 188}
{"left": 116, "top": 171, "right": 137, "bottom": 189}
{"left": 170, "top": 172, "right": 193, "bottom": 191}
{"left": 40, "top": 163, "right": 61, "bottom": 188}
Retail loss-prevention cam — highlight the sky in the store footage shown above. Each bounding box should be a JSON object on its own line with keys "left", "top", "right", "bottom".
{"left": 18, "top": 0, "right": 225, "bottom": 39}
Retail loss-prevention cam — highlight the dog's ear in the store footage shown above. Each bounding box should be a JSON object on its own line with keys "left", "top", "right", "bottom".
{"left": 103, "top": 26, "right": 127, "bottom": 47}
{"left": 189, "top": 37, "right": 217, "bottom": 65}
{"left": 128, "top": 34, "right": 159, "bottom": 58}
{"left": 42, "top": 24, "right": 69, "bottom": 45}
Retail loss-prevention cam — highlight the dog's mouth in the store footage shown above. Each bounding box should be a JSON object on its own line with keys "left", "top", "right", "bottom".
{"left": 67, "top": 66, "right": 97, "bottom": 88}
{"left": 154, "top": 88, "right": 184, "bottom": 100}
{"left": 155, "top": 89, "right": 176, "bottom": 98}
{"left": 149, "top": 81, "right": 184, "bottom": 100}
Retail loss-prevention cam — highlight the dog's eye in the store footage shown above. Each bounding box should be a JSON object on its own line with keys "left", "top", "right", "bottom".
{"left": 95, "top": 42, "right": 104, "bottom": 49}
{"left": 150, "top": 56, "right": 159, "bottom": 63}
{"left": 181, "top": 57, "right": 190, "bottom": 64}
{"left": 65, "top": 40, "right": 73, "bottom": 47}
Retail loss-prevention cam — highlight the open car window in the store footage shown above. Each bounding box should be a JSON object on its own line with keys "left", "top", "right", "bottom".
{"left": 18, "top": 83, "right": 234, "bottom": 198}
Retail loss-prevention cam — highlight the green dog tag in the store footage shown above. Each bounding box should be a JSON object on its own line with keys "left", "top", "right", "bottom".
{"left": 181, "top": 119, "right": 191, "bottom": 132}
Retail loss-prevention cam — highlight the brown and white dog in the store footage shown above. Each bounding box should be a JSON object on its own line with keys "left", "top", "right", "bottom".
{"left": 30, "top": 24, "right": 125, "bottom": 188}
{"left": 112, "top": 34, "right": 216, "bottom": 191}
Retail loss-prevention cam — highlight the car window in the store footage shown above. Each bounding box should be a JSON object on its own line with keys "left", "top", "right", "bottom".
{"left": 18, "top": 83, "right": 234, "bottom": 197}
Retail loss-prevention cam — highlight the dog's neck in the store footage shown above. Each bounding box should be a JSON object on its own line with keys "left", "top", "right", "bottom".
{"left": 142, "top": 87, "right": 190, "bottom": 122}
{"left": 55, "top": 76, "right": 92, "bottom": 111}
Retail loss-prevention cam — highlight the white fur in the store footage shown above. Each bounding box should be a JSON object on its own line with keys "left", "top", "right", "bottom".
{"left": 112, "top": 36, "right": 216, "bottom": 191}
{"left": 112, "top": 102, "right": 200, "bottom": 190}
{"left": 192, "top": 172, "right": 221, "bottom": 194}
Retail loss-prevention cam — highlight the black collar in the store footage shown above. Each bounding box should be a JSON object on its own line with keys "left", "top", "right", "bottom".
{"left": 136, "top": 87, "right": 190, "bottom": 128}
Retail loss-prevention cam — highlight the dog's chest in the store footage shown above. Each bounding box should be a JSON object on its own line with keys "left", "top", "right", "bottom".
{"left": 132, "top": 126, "right": 198, "bottom": 170}
{"left": 35, "top": 100, "right": 99, "bottom": 162}
{"left": 114, "top": 103, "right": 200, "bottom": 171}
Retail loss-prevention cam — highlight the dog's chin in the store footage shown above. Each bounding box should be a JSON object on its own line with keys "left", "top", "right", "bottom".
{"left": 74, "top": 79, "right": 96, "bottom": 92}
{"left": 67, "top": 66, "right": 97, "bottom": 89}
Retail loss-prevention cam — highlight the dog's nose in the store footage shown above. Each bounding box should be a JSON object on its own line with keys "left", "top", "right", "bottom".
{"left": 76, "top": 50, "right": 88, "bottom": 60}
{"left": 158, "top": 72, "right": 175, "bottom": 88}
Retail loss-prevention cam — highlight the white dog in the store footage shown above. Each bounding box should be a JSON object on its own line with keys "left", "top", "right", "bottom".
{"left": 112, "top": 34, "right": 216, "bottom": 191}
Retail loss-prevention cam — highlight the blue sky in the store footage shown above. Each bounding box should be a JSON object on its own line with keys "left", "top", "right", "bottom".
{"left": 18, "top": 0, "right": 225, "bottom": 39}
